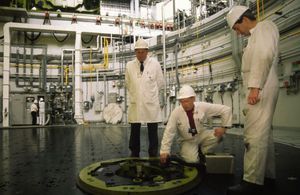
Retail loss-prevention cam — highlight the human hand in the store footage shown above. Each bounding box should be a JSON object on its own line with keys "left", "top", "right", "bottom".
{"left": 248, "top": 88, "right": 260, "bottom": 105}
{"left": 214, "top": 127, "right": 226, "bottom": 138}
{"left": 160, "top": 153, "right": 169, "bottom": 164}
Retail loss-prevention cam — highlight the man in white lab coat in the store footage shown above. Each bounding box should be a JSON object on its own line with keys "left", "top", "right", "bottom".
{"left": 39, "top": 98, "right": 45, "bottom": 126}
{"left": 160, "top": 85, "right": 232, "bottom": 164}
{"left": 226, "top": 6, "right": 279, "bottom": 194}
{"left": 125, "top": 38, "right": 165, "bottom": 157}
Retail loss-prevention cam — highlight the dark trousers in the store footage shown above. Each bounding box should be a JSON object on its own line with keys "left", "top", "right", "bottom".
{"left": 31, "top": 111, "right": 37, "bottom": 125}
{"left": 129, "top": 123, "right": 158, "bottom": 157}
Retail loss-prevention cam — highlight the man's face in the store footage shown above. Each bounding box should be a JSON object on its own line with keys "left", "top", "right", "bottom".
{"left": 179, "top": 96, "right": 195, "bottom": 111}
{"left": 135, "top": 49, "right": 148, "bottom": 62}
{"left": 232, "top": 17, "right": 251, "bottom": 36}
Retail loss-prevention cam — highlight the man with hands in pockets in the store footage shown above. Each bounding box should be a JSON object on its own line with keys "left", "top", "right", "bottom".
{"left": 125, "top": 38, "right": 165, "bottom": 158}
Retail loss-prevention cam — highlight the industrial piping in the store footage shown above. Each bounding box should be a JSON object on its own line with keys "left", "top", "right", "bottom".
{"left": 2, "top": 22, "right": 109, "bottom": 127}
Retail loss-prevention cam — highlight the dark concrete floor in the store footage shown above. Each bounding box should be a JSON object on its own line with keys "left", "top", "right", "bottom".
{"left": 0, "top": 125, "right": 299, "bottom": 195}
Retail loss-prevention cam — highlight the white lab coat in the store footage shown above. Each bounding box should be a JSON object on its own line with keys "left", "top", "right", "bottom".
{"left": 125, "top": 56, "right": 165, "bottom": 123}
{"left": 39, "top": 100, "right": 45, "bottom": 125}
{"left": 160, "top": 102, "right": 232, "bottom": 163}
{"left": 241, "top": 20, "right": 279, "bottom": 185}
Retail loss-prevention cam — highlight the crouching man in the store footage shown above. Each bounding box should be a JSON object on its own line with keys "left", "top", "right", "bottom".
{"left": 160, "top": 85, "right": 232, "bottom": 165}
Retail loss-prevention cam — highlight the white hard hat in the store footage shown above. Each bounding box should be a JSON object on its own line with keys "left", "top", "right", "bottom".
{"left": 34, "top": 100, "right": 38, "bottom": 103}
{"left": 177, "top": 85, "right": 196, "bottom": 99}
{"left": 40, "top": 98, "right": 44, "bottom": 101}
{"left": 135, "top": 38, "right": 149, "bottom": 49}
{"left": 226, "top": 5, "right": 249, "bottom": 29}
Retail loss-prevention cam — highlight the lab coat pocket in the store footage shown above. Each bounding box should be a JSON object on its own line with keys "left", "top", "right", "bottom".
{"left": 143, "top": 73, "right": 158, "bottom": 103}
{"left": 194, "top": 112, "right": 205, "bottom": 131}
{"left": 194, "top": 112, "right": 205, "bottom": 124}
{"left": 177, "top": 122, "right": 189, "bottom": 139}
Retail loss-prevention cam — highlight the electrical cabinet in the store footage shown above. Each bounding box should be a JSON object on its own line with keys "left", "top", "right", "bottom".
{"left": 10, "top": 94, "right": 34, "bottom": 125}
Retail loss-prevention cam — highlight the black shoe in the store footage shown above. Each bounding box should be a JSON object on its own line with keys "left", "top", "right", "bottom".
{"left": 263, "top": 178, "right": 277, "bottom": 193}
{"left": 264, "top": 177, "right": 276, "bottom": 187}
{"left": 130, "top": 153, "right": 139, "bottom": 157}
{"left": 227, "top": 180, "right": 263, "bottom": 195}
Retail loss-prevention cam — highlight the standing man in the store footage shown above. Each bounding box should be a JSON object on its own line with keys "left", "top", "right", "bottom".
{"left": 125, "top": 38, "right": 165, "bottom": 157}
{"left": 160, "top": 85, "right": 232, "bottom": 164}
{"left": 31, "top": 99, "right": 38, "bottom": 125}
{"left": 39, "top": 98, "right": 45, "bottom": 126}
{"left": 226, "top": 5, "right": 280, "bottom": 194}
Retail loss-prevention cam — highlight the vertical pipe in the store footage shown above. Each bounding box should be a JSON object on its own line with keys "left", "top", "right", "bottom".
{"left": 16, "top": 47, "right": 19, "bottom": 87}
{"left": 204, "top": 0, "right": 207, "bottom": 18}
{"left": 199, "top": 0, "right": 202, "bottom": 20}
{"left": 74, "top": 30, "right": 84, "bottom": 124}
{"left": 113, "top": 41, "right": 116, "bottom": 71}
{"left": 100, "top": 36, "right": 103, "bottom": 51}
{"left": 110, "top": 33, "right": 113, "bottom": 47}
{"left": 162, "top": 0, "right": 172, "bottom": 120}
{"left": 183, "top": 9, "right": 186, "bottom": 28}
{"left": 23, "top": 43, "right": 26, "bottom": 85}
{"left": 2, "top": 24, "right": 11, "bottom": 127}
{"left": 61, "top": 50, "right": 64, "bottom": 86}
{"left": 130, "top": 0, "right": 134, "bottom": 18}
{"left": 30, "top": 43, "right": 34, "bottom": 87}
{"left": 103, "top": 74, "right": 107, "bottom": 106}
{"left": 39, "top": 61, "right": 42, "bottom": 90}
{"left": 72, "top": 50, "right": 75, "bottom": 115}
{"left": 175, "top": 41, "right": 180, "bottom": 90}
{"left": 162, "top": 3, "right": 167, "bottom": 120}
{"left": 42, "top": 47, "right": 47, "bottom": 90}
{"left": 96, "top": 70, "right": 99, "bottom": 93}
{"left": 135, "top": 0, "right": 139, "bottom": 18}
{"left": 173, "top": 0, "right": 176, "bottom": 30}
